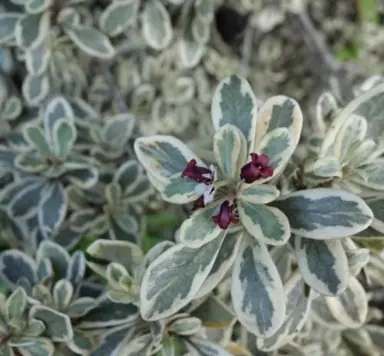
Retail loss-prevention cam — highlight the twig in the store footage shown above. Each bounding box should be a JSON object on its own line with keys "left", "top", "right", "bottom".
{"left": 287, "top": 9, "right": 356, "bottom": 103}
{"left": 240, "top": 26, "right": 254, "bottom": 78}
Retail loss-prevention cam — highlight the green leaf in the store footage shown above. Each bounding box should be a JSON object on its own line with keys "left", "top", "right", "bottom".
{"left": 295, "top": 236, "right": 349, "bottom": 296}
{"left": 30, "top": 305, "right": 73, "bottom": 342}
{"left": 134, "top": 135, "right": 203, "bottom": 183}
{"left": 0, "top": 13, "right": 21, "bottom": 43}
{"left": 213, "top": 124, "right": 247, "bottom": 179}
{"left": 194, "top": 230, "right": 243, "bottom": 299}
{"left": 142, "top": 0, "right": 173, "bottom": 50}
{"left": 6, "top": 287, "right": 27, "bottom": 322}
{"left": 179, "top": 203, "right": 223, "bottom": 248}
{"left": 238, "top": 201, "right": 290, "bottom": 246}
{"left": 53, "top": 279, "right": 73, "bottom": 311}
{"left": 52, "top": 119, "right": 77, "bottom": 158}
{"left": 22, "top": 74, "right": 50, "bottom": 106}
{"left": 64, "top": 25, "right": 115, "bottom": 59}
{"left": 256, "top": 128, "right": 295, "bottom": 180}
{"left": 39, "top": 182, "right": 67, "bottom": 239}
{"left": 99, "top": 0, "right": 138, "bottom": 37}
{"left": 192, "top": 295, "right": 235, "bottom": 329}
{"left": 211, "top": 75, "right": 258, "bottom": 151}
{"left": 272, "top": 188, "right": 373, "bottom": 239}
{"left": 140, "top": 235, "right": 224, "bottom": 320}
{"left": 325, "top": 276, "right": 368, "bottom": 328}
{"left": 239, "top": 184, "right": 280, "bottom": 205}
{"left": 232, "top": 234, "right": 285, "bottom": 337}
{"left": 255, "top": 95, "right": 303, "bottom": 149}
{"left": 257, "top": 272, "right": 313, "bottom": 351}
{"left": 15, "top": 12, "right": 49, "bottom": 48}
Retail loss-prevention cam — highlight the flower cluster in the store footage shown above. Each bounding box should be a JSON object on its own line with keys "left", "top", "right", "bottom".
{"left": 182, "top": 153, "right": 274, "bottom": 229}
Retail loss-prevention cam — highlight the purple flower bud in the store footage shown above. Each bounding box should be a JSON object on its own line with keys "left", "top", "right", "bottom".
{"left": 240, "top": 153, "right": 274, "bottom": 183}
{"left": 182, "top": 159, "right": 213, "bottom": 184}
{"left": 212, "top": 201, "right": 239, "bottom": 229}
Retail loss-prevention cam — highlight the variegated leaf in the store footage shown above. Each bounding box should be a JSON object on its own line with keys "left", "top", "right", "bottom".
{"left": 99, "top": 0, "right": 138, "bottom": 37}
{"left": 332, "top": 114, "right": 367, "bottom": 161}
{"left": 25, "top": 39, "right": 50, "bottom": 76}
{"left": 78, "top": 298, "right": 138, "bottom": 328}
{"left": 30, "top": 305, "right": 73, "bottom": 342}
{"left": 211, "top": 75, "right": 258, "bottom": 151}
{"left": 101, "top": 113, "right": 135, "bottom": 148}
{"left": 304, "top": 156, "right": 342, "bottom": 179}
{"left": 315, "top": 91, "right": 339, "bottom": 134}
{"left": 51, "top": 119, "right": 77, "bottom": 158}
{"left": 0, "top": 250, "right": 37, "bottom": 288}
{"left": 15, "top": 12, "right": 49, "bottom": 49}
{"left": 17, "top": 337, "right": 54, "bottom": 356}
{"left": 53, "top": 279, "right": 73, "bottom": 311}
{"left": 179, "top": 203, "right": 223, "bottom": 248}
{"left": 168, "top": 317, "right": 202, "bottom": 336}
{"left": 64, "top": 26, "right": 115, "bottom": 59}
{"left": 321, "top": 83, "right": 384, "bottom": 154}
{"left": 256, "top": 128, "right": 295, "bottom": 180}
{"left": 179, "top": 19, "right": 205, "bottom": 68}
{"left": 192, "top": 295, "right": 235, "bottom": 329}
{"left": 36, "top": 241, "right": 70, "bottom": 279}
{"left": 23, "top": 125, "right": 52, "bottom": 157}
{"left": 239, "top": 184, "right": 280, "bottom": 205}
{"left": 270, "top": 245, "right": 293, "bottom": 282}
{"left": 366, "top": 197, "right": 384, "bottom": 233}
{"left": 295, "top": 236, "right": 349, "bottom": 295}
{"left": 257, "top": 272, "right": 313, "bottom": 351}
{"left": 213, "top": 124, "right": 247, "bottom": 179}
{"left": 366, "top": 325, "right": 384, "bottom": 353}
{"left": 231, "top": 234, "right": 285, "bottom": 337}
{"left": 187, "top": 337, "right": 233, "bottom": 356}
{"left": 22, "top": 73, "right": 50, "bottom": 106}
{"left": 272, "top": 188, "right": 373, "bottom": 239}
{"left": 194, "top": 230, "right": 244, "bottom": 299}
{"left": 325, "top": 276, "right": 368, "bottom": 328}
{"left": 142, "top": 0, "right": 173, "bottom": 50}
{"left": 255, "top": 95, "right": 303, "bottom": 150}
{"left": 238, "top": 201, "right": 290, "bottom": 246}
{"left": 0, "top": 13, "right": 21, "bottom": 43}
{"left": 140, "top": 235, "right": 224, "bottom": 321}
{"left": 353, "top": 160, "right": 384, "bottom": 191}
{"left": 7, "top": 179, "right": 45, "bottom": 219}
{"left": 161, "top": 175, "right": 206, "bottom": 204}
{"left": 86, "top": 239, "right": 143, "bottom": 277}
{"left": 38, "top": 182, "right": 67, "bottom": 239}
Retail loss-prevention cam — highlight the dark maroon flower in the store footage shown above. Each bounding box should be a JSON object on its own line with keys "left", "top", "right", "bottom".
{"left": 212, "top": 201, "right": 239, "bottom": 229}
{"left": 182, "top": 159, "right": 212, "bottom": 184}
{"left": 240, "top": 153, "right": 273, "bottom": 183}
{"left": 192, "top": 195, "right": 205, "bottom": 211}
